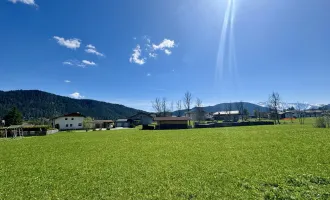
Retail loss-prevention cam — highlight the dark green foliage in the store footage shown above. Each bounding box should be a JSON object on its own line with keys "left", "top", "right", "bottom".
{"left": 0, "top": 90, "right": 143, "bottom": 120}
{"left": 3, "top": 107, "right": 23, "bottom": 126}
{"left": 314, "top": 117, "right": 326, "bottom": 128}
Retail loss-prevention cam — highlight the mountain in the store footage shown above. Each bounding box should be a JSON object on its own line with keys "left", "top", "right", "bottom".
{"left": 257, "top": 102, "right": 324, "bottom": 110}
{"left": 201, "top": 102, "right": 269, "bottom": 115}
{"left": 0, "top": 90, "right": 144, "bottom": 120}
{"left": 174, "top": 102, "right": 268, "bottom": 116}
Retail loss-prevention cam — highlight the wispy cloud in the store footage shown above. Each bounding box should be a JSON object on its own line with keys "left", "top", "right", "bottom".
{"left": 53, "top": 36, "right": 81, "bottom": 49}
{"left": 149, "top": 52, "right": 157, "bottom": 58}
{"left": 82, "top": 60, "right": 96, "bottom": 66}
{"left": 86, "top": 44, "right": 95, "bottom": 49}
{"left": 63, "top": 59, "right": 96, "bottom": 68}
{"left": 8, "top": 0, "right": 37, "bottom": 6}
{"left": 147, "top": 73, "right": 151, "bottom": 76}
{"left": 69, "top": 92, "right": 84, "bottom": 99}
{"left": 64, "top": 80, "right": 71, "bottom": 83}
{"left": 129, "top": 45, "right": 145, "bottom": 65}
{"left": 85, "top": 44, "right": 105, "bottom": 57}
{"left": 164, "top": 49, "right": 172, "bottom": 55}
{"left": 63, "top": 61, "right": 73, "bottom": 65}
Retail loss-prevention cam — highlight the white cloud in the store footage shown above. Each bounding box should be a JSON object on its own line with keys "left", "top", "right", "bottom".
{"left": 85, "top": 48, "right": 104, "bottom": 57}
{"left": 53, "top": 36, "right": 81, "bottom": 49}
{"left": 85, "top": 44, "right": 105, "bottom": 57}
{"left": 152, "top": 39, "right": 175, "bottom": 50}
{"left": 149, "top": 52, "right": 157, "bottom": 58}
{"left": 8, "top": 0, "right": 37, "bottom": 6}
{"left": 64, "top": 80, "right": 71, "bottom": 83}
{"left": 63, "top": 59, "right": 96, "bottom": 68}
{"left": 164, "top": 49, "right": 172, "bottom": 55}
{"left": 147, "top": 73, "right": 151, "bottom": 76}
{"left": 86, "top": 44, "right": 95, "bottom": 49}
{"left": 69, "top": 92, "right": 84, "bottom": 99}
{"left": 63, "top": 61, "right": 73, "bottom": 65}
{"left": 82, "top": 60, "right": 96, "bottom": 66}
{"left": 129, "top": 45, "right": 145, "bottom": 65}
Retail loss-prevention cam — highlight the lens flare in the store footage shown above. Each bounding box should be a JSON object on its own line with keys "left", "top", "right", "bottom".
{"left": 215, "top": 0, "right": 237, "bottom": 83}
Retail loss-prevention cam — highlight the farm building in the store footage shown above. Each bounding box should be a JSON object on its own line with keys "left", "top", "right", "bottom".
{"left": 213, "top": 111, "right": 239, "bottom": 121}
{"left": 51, "top": 112, "right": 85, "bottom": 130}
{"left": 185, "top": 111, "right": 213, "bottom": 121}
{"left": 115, "top": 119, "right": 133, "bottom": 128}
{"left": 129, "top": 112, "right": 153, "bottom": 125}
{"left": 93, "top": 120, "right": 114, "bottom": 129}
{"left": 154, "top": 117, "right": 191, "bottom": 130}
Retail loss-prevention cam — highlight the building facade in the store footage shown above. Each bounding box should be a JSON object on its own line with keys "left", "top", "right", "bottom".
{"left": 51, "top": 112, "right": 85, "bottom": 130}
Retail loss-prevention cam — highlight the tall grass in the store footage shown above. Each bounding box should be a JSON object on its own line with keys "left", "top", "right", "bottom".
{"left": 1, "top": 121, "right": 330, "bottom": 199}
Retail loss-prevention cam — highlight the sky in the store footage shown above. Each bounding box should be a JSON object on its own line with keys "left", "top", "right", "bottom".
{"left": 1, "top": 0, "right": 330, "bottom": 111}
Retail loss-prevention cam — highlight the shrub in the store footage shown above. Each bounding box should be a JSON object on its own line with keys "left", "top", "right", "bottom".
{"left": 314, "top": 117, "right": 326, "bottom": 128}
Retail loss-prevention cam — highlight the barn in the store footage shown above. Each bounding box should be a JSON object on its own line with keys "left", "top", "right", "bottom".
{"left": 154, "top": 117, "right": 191, "bottom": 130}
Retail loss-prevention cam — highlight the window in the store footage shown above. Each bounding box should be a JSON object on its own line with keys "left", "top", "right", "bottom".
{"left": 65, "top": 118, "right": 68, "bottom": 120}
{"left": 70, "top": 124, "right": 73, "bottom": 127}
{"left": 71, "top": 118, "right": 74, "bottom": 120}
{"left": 78, "top": 123, "right": 82, "bottom": 126}
{"left": 66, "top": 124, "right": 68, "bottom": 127}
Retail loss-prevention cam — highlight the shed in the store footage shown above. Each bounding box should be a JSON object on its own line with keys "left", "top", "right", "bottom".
{"left": 115, "top": 119, "right": 133, "bottom": 128}
{"left": 93, "top": 120, "right": 114, "bottom": 129}
{"left": 154, "top": 117, "right": 191, "bottom": 130}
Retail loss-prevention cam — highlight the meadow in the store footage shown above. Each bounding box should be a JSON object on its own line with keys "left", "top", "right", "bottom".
{"left": 1, "top": 120, "right": 330, "bottom": 199}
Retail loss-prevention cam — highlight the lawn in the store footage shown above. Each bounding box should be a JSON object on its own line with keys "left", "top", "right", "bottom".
{"left": 1, "top": 121, "right": 330, "bottom": 199}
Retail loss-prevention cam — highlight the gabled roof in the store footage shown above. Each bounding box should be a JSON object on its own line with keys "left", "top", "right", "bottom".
{"left": 116, "top": 119, "right": 131, "bottom": 122}
{"left": 129, "top": 112, "right": 153, "bottom": 119}
{"left": 93, "top": 120, "right": 114, "bottom": 123}
{"left": 154, "top": 117, "right": 191, "bottom": 121}
{"left": 213, "top": 111, "right": 240, "bottom": 115}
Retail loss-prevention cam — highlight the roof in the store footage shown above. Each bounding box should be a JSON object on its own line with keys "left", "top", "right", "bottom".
{"left": 52, "top": 112, "right": 85, "bottom": 119}
{"left": 63, "top": 112, "right": 85, "bottom": 117}
{"left": 213, "top": 111, "right": 240, "bottom": 115}
{"left": 129, "top": 112, "right": 153, "bottom": 119}
{"left": 93, "top": 120, "right": 114, "bottom": 123}
{"left": 154, "top": 117, "right": 191, "bottom": 121}
{"left": 116, "top": 119, "right": 130, "bottom": 122}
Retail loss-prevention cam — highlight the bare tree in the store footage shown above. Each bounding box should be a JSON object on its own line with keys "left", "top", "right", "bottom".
{"left": 195, "top": 98, "right": 204, "bottom": 122}
{"left": 170, "top": 101, "right": 174, "bottom": 116}
{"left": 183, "top": 91, "right": 192, "bottom": 113}
{"left": 296, "top": 102, "right": 305, "bottom": 125}
{"left": 161, "top": 97, "right": 168, "bottom": 117}
{"left": 236, "top": 101, "right": 244, "bottom": 121}
{"left": 268, "top": 92, "right": 281, "bottom": 124}
{"left": 225, "top": 102, "right": 233, "bottom": 121}
{"left": 257, "top": 107, "right": 261, "bottom": 121}
{"left": 176, "top": 100, "right": 182, "bottom": 117}
{"left": 152, "top": 98, "right": 162, "bottom": 116}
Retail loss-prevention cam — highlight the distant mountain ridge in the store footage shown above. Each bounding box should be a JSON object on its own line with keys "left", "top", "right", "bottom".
{"left": 200, "top": 102, "right": 269, "bottom": 115}
{"left": 257, "top": 102, "right": 324, "bottom": 110}
{"left": 0, "top": 90, "right": 143, "bottom": 120}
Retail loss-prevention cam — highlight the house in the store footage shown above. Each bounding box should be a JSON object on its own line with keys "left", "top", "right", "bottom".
{"left": 93, "top": 120, "right": 114, "bottom": 129}
{"left": 154, "top": 117, "right": 191, "bottom": 130}
{"left": 185, "top": 111, "right": 213, "bottom": 121}
{"left": 115, "top": 119, "right": 133, "bottom": 128}
{"left": 51, "top": 112, "right": 85, "bottom": 130}
{"left": 129, "top": 112, "right": 153, "bottom": 125}
{"left": 305, "top": 110, "right": 323, "bottom": 117}
{"left": 213, "top": 111, "right": 239, "bottom": 122}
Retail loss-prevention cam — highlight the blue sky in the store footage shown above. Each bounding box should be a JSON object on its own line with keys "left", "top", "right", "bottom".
{"left": 1, "top": 0, "right": 330, "bottom": 111}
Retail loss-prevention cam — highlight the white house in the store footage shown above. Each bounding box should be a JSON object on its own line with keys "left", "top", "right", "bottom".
{"left": 51, "top": 112, "right": 85, "bottom": 130}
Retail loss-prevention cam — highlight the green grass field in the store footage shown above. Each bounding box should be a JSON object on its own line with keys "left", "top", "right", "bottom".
{"left": 1, "top": 120, "right": 330, "bottom": 199}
